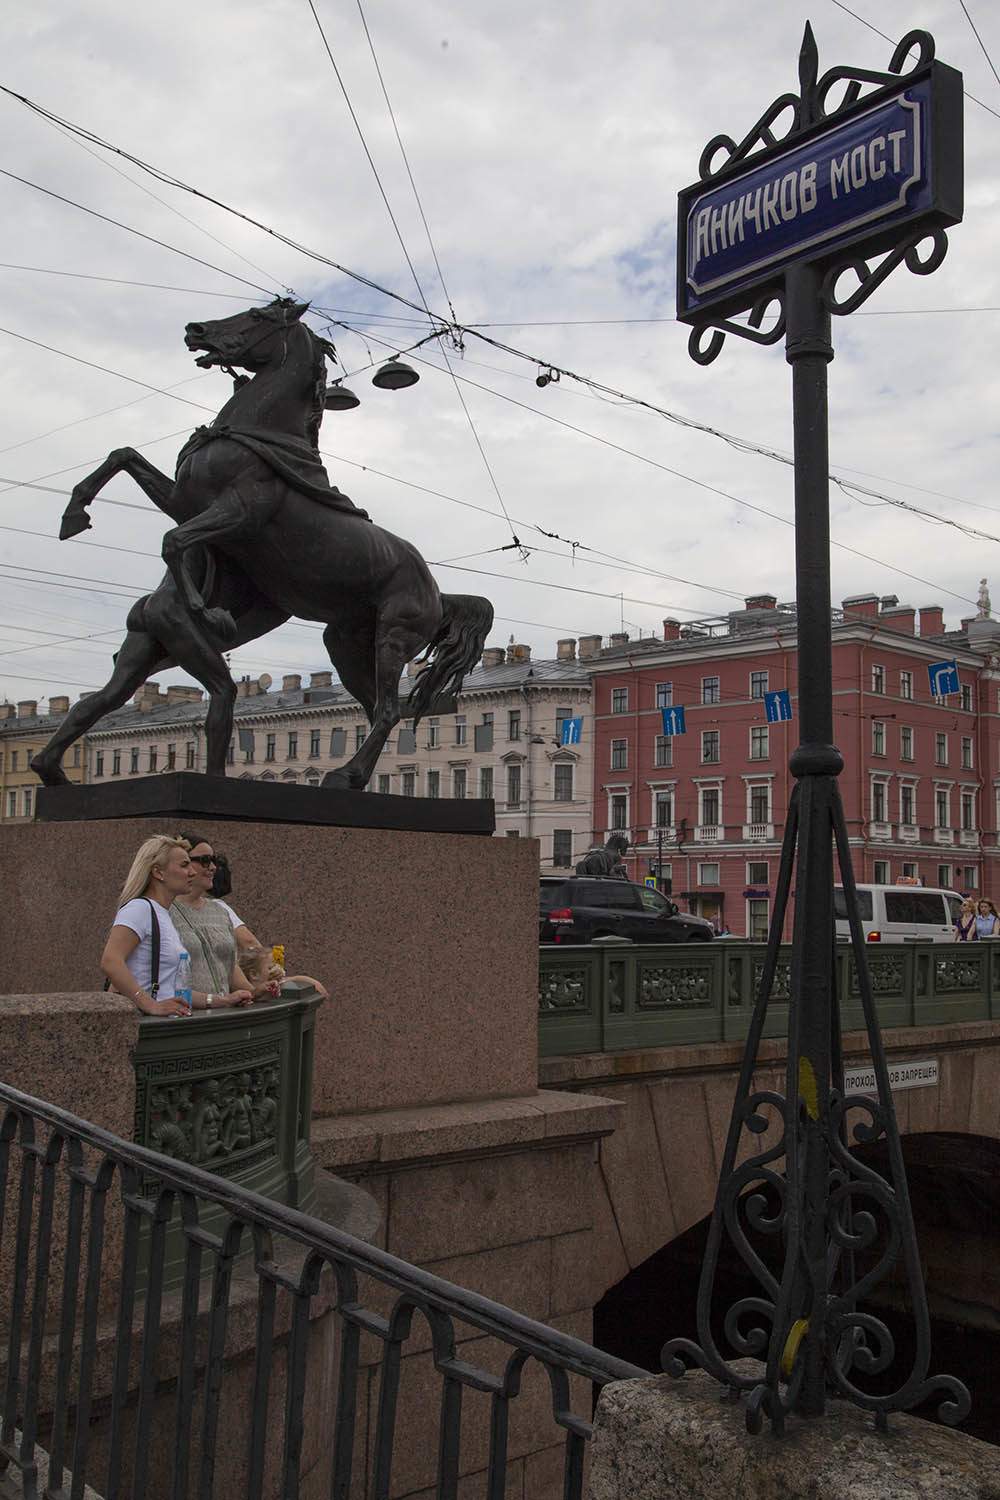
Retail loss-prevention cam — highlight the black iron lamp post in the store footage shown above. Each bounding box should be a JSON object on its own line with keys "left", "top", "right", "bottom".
{"left": 662, "top": 24, "right": 970, "bottom": 1434}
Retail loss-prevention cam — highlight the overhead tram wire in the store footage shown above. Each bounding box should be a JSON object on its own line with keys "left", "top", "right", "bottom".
{"left": 304, "top": 0, "right": 525, "bottom": 559}
{"left": 2, "top": 85, "right": 991, "bottom": 539}
{"left": 828, "top": 0, "right": 1000, "bottom": 120}
{"left": 957, "top": 0, "right": 1000, "bottom": 94}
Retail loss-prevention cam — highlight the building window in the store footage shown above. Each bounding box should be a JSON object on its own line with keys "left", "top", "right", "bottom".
{"left": 166, "top": 744, "right": 176, "bottom": 770}
{"left": 427, "top": 770, "right": 440, "bottom": 798}
{"left": 873, "top": 860, "right": 889, "bottom": 884}
{"left": 310, "top": 730, "right": 321, "bottom": 758}
{"left": 654, "top": 735, "right": 672, "bottom": 768}
{"left": 395, "top": 724, "right": 414, "bottom": 755}
{"left": 899, "top": 670, "right": 913, "bottom": 700}
{"left": 871, "top": 664, "right": 885, "bottom": 693}
{"left": 938, "top": 865, "right": 952, "bottom": 888}
{"left": 505, "top": 830, "right": 521, "bottom": 839}
{"left": 961, "top": 736, "right": 973, "bottom": 769}
{"left": 72, "top": 745, "right": 81, "bottom": 767}
{"left": 554, "top": 764, "right": 573, "bottom": 801}
{"left": 961, "top": 684, "right": 973, "bottom": 711}
{"left": 935, "top": 733, "right": 948, "bottom": 766}
{"left": 130, "top": 747, "right": 139, "bottom": 774}
{"left": 148, "top": 747, "right": 158, "bottom": 772}
{"left": 872, "top": 782, "right": 887, "bottom": 822}
{"left": 611, "top": 738, "right": 628, "bottom": 770}
{"left": 900, "top": 784, "right": 915, "bottom": 825}
{"left": 22, "top": 788, "right": 32, "bottom": 818}
{"left": 700, "top": 787, "right": 720, "bottom": 827}
{"left": 553, "top": 829, "right": 573, "bottom": 869}
{"left": 698, "top": 862, "right": 720, "bottom": 885}
{"left": 701, "top": 730, "right": 720, "bottom": 764}
{"left": 656, "top": 682, "right": 673, "bottom": 709}
{"left": 330, "top": 727, "right": 347, "bottom": 757}
{"left": 401, "top": 771, "right": 415, "bottom": 797}
{"left": 185, "top": 741, "right": 195, "bottom": 769}
{"left": 507, "top": 764, "right": 521, "bottom": 807}
{"left": 226, "top": 740, "right": 234, "bottom": 766}
{"left": 95, "top": 752, "right": 104, "bottom": 778}
{"left": 750, "top": 670, "right": 768, "bottom": 699}
{"left": 428, "top": 718, "right": 440, "bottom": 748}
{"left": 480, "top": 766, "right": 493, "bottom": 799}
{"left": 9, "top": 752, "right": 17, "bottom": 772}
{"left": 872, "top": 721, "right": 885, "bottom": 756}
{"left": 749, "top": 785, "right": 770, "bottom": 825}
{"left": 963, "top": 866, "right": 979, "bottom": 890}
{"left": 750, "top": 725, "right": 769, "bottom": 760}
{"left": 701, "top": 676, "right": 720, "bottom": 705}
{"left": 747, "top": 861, "right": 769, "bottom": 884}
{"left": 112, "top": 749, "right": 121, "bottom": 776}
{"left": 654, "top": 789, "right": 673, "bottom": 827}
{"left": 508, "top": 711, "right": 520, "bottom": 741}
{"left": 902, "top": 861, "right": 918, "bottom": 880}
{"left": 453, "top": 768, "right": 467, "bottom": 799}
{"left": 748, "top": 899, "right": 769, "bottom": 941}
{"left": 611, "top": 687, "right": 629, "bottom": 714}
{"left": 935, "top": 788, "right": 950, "bottom": 828}
{"left": 900, "top": 727, "right": 914, "bottom": 761}
{"left": 455, "top": 715, "right": 467, "bottom": 746}
{"left": 6, "top": 791, "right": 15, "bottom": 820}
{"left": 265, "top": 734, "right": 276, "bottom": 761}
{"left": 610, "top": 793, "right": 628, "bottom": 830}
{"left": 962, "top": 791, "right": 975, "bottom": 830}
{"left": 353, "top": 725, "right": 366, "bottom": 752}
{"left": 288, "top": 732, "right": 299, "bottom": 760}
{"left": 377, "top": 774, "right": 390, "bottom": 794}
{"left": 475, "top": 715, "right": 494, "bottom": 751}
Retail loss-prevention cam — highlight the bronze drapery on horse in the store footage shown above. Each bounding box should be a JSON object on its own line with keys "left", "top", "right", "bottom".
{"left": 32, "top": 299, "right": 493, "bottom": 791}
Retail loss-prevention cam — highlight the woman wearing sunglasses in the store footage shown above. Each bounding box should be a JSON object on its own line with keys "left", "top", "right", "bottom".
{"left": 171, "top": 833, "right": 271, "bottom": 1006}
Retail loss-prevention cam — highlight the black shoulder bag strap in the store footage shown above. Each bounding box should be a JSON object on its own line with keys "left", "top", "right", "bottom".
{"left": 103, "top": 897, "right": 161, "bottom": 997}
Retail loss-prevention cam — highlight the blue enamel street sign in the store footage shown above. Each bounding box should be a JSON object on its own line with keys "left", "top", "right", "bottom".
{"left": 677, "top": 63, "right": 962, "bottom": 323}
{"left": 764, "top": 690, "right": 793, "bottom": 723}
{"left": 560, "top": 716, "right": 582, "bottom": 746}
{"left": 662, "top": 706, "right": 687, "bottom": 736}
{"left": 927, "top": 660, "right": 959, "bottom": 697}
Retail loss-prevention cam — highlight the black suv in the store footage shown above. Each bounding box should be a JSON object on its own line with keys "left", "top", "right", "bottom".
{"left": 539, "top": 877, "right": 715, "bottom": 945}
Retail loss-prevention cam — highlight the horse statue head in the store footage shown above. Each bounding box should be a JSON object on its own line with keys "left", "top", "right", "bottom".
{"left": 184, "top": 297, "right": 313, "bottom": 372}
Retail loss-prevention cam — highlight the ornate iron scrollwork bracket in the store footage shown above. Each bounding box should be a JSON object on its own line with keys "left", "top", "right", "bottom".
{"left": 663, "top": 24, "right": 970, "bottom": 1436}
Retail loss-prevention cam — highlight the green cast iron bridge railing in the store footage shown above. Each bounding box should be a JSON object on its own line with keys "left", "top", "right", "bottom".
{"left": 539, "top": 939, "right": 1000, "bottom": 1057}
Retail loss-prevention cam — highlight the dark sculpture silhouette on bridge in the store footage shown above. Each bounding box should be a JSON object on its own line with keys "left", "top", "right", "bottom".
{"left": 31, "top": 299, "right": 493, "bottom": 791}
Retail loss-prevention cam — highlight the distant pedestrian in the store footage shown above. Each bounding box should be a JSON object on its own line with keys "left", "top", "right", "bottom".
{"left": 953, "top": 898, "right": 977, "bottom": 941}
{"left": 975, "top": 899, "right": 1000, "bottom": 938}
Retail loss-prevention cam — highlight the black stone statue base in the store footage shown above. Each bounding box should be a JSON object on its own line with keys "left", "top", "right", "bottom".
{"left": 34, "top": 773, "right": 495, "bottom": 834}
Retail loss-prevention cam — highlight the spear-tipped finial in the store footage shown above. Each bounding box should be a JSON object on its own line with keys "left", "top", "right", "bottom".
{"left": 798, "top": 22, "right": 820, "bottom": 126}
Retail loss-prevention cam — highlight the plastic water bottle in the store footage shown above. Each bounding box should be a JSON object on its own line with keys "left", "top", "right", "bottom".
{"left": 176, "top": 951, "right": 193, "bottom": 1011}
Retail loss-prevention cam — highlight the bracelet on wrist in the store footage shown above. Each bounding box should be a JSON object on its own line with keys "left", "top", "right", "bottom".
{"left": 206, "top": 994, "right": 214, "bottom": 1008}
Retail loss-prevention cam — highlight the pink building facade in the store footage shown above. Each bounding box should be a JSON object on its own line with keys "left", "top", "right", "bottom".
{"left": 588, "top": 592, "right": 1000, "bottom": 939}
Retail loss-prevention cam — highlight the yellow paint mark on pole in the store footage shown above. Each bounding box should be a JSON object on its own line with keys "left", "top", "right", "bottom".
{"left": 798, "top": 1057, "right": 819, "bottom": 1119}
{"left": 781, "top": 1318, "right": 809, "bottom": 1376}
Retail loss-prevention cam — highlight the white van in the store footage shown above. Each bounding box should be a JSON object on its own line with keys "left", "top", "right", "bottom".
{"left": 834, "top": 883, "right": 964, "bottom": 943}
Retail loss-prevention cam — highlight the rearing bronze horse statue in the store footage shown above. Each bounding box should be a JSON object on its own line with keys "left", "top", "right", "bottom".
{"left": 32, "top": 298, "right": 493, "bottom": 791}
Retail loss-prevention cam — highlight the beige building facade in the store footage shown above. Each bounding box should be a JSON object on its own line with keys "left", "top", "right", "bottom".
{"left": 0, "top": 698, "right": 86, "bottom": 822}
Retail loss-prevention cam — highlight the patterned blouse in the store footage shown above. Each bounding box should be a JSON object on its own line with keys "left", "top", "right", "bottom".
{"left": 170, "top": 898, "right": 238, "bottom": 995}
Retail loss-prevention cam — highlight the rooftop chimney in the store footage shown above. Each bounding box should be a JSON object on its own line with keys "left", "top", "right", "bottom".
{"left": 577, "top": 634, "right": 602, "bottom": 659}
{"left": 282, "top": 674, "right": 302, "bottom": 693}
{"left": 662, "top": 619, "right": 681, "bottom": 642}
{"left": 134, "top": 683, "right": 163, "bottom": 711}
{"left": 0, "top": 704, "right": 14, "bottom": 721}
{"left": 309, "top": 671, "right": 333, "bottom": 689}
{"left": 48, "top": 696, "right": 70, "bottom": 715}
{"left": 609, "top": 632, "right": 629, "bottom": 648}
{"left": 880, "top": 605, "right": 915, "bottom": 634}
{"left": 744, "top": 593, "right": 777, "bottom": 611}
{"left": 506, "top": 643, "right": 531, "bottom": 664}
{"left": 556, "top": 638, "right": 576, "bottom": 660}
{"left": 919, "top": 605, "right": 944, "bottom": 637}
{"left": 481, "top": 648, "right": 505, "bottom": 669}
{"left": 17, "top": 701, "right": 37, "bottom": 719}
{"left": 841, "top": 593, "right": 879, "bottom": 622}
{"left": 165, "top": 685, "right": 203, "bottom": 706}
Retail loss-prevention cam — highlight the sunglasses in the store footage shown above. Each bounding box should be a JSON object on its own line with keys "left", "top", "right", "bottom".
{"left": 189, "top": 854, "right": 217, "bottom": 867}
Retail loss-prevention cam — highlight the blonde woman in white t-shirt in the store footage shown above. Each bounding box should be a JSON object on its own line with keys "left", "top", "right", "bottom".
{"left": 100, "top": 835, "right": 252, "bottom": 1016}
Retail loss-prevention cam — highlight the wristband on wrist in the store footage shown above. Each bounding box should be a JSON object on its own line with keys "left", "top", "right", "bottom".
{"left": 206, "top": 994, "right": 213, "bottom": 1008}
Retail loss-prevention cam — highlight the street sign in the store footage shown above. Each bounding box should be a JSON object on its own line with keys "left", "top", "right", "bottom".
{"left": 560, "top": 716, "right": 582, "bottom": 746}
{"left": 661, "top": 706, "right": 687, "bottom": 736}
{"left": 677, "top": 63, "right": 963, "bottom": 323}
{"left": 764, "top": 689, "right": 793, "bottom": 723}
{"left": 644, "top": 876, "right": 657, "bottom": 889}
{"left": 927, "top": 660, "right": 959, "bottom": 696}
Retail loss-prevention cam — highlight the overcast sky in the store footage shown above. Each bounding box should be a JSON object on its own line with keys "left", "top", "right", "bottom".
{"left": 1, "top": 0, "right": 998, "bottom": 708}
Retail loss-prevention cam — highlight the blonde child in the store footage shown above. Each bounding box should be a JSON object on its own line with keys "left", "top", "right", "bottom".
{"left": 239, "top": 946, "right": 329, "bottom": 1002}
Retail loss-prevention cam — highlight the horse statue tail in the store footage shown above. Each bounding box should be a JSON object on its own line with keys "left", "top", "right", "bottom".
{"left": 408, "top": 594, "right": 494, "bottom": 727}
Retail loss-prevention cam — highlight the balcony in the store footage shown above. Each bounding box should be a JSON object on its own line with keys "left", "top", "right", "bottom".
{"left": 933, "top": 826, "right": 954, "bottom": 845}
{"left": 695, "top": 824, "right": 720, "bottom": 843}
{"left": 897, "top": 823, "right": 920, "bottom": 842}
{"left": 869, "top": 822, "right": 891, "bottom": 841}
{"left": 959, "top": 829, "right": 979, "bottom": 848}
{"left": 742, "top": 823, "right": 774, "bottom": 842}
